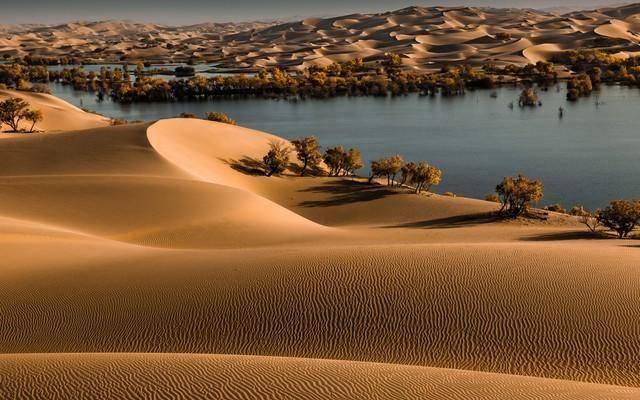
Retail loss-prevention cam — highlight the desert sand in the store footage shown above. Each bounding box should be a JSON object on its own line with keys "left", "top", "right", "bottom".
{"left": 3, "top": 4, "right": 640, "bottom": 70}
{"left": 0, "top": 91, "right": 639, "bottom": 398}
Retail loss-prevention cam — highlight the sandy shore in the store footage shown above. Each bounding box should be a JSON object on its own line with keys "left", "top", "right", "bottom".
{"left": 0, "top": 91, "right": 639, "bottom": 398}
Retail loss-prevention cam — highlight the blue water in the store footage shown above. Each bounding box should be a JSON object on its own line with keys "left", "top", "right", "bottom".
{"left": 49, "top": 82, "right": 640, "bottom": 210}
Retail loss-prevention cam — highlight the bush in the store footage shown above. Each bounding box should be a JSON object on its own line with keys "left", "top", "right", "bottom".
{"left": 205, "top": 111, "right": 236, "bottom": 125}
{"left": 596, "top": 200, "right": 640, "bottom": 239}
{"left": 263, "top": 141, "right": 291, "bottom": 177}
{"left": 292, "top": 136, "right": 322, "bottom": 176}
{"left": 485, "top": 194, "right": 500, "bottom": 203}
{"left": 571, "top": 205, "right": 602, "bottom": 233}
{"left": 495, "top": 174, "right": 543, "bottom": 217}
{"left": 178, "top": 112, "right": 198, "bottom": 118}
{"left": 544, "top": 203, "right": 566, "bottom": 214}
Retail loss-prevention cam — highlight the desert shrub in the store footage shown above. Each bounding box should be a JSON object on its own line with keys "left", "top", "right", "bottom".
{"left": 291, "top": 136, "right": 322, "bottom": 176}
{"left": 485, "top": 194, "right": 501, "bottom": 203}
{"left": 178, "top": 112, "right": 198, "bottom": 118}
{"left": 596, "top": 200, "right": 640, "bottom": 239}
{"left": 411, "top": 162, "right": 442, "bottom": 194}
{"left": 443, "top": 192, "right": 456, "bottom": 197}
{"left": 205, "top": 111, "right": 236, "bottom": 125}
{"left": 110, "top": 118, "right": 128, "bottom": 126}
{"left": 263, "top": 140, "right": 291, "bottom": 177}
{"left": 571, "top": 205, "right": 602, "bottom": 233}
{"left": 544, "top": 203, "right": 566, "bottom": 214}
{"left": 495, "top": 174, "right": 543, "bottom": 217}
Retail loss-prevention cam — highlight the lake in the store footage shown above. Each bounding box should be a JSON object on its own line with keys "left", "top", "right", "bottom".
{"left": 48, "top": 82, "right": 640, "bottom": 210}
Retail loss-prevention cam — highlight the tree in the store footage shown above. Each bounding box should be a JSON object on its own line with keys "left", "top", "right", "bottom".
{"left": 399, "top": 162, "right": 417, "bottom": 187}
{"left": 323, "top": 146, "right": 346, "bottom": 176}
{"left": 263, "top": 141, "right": 291, "bottom": 177}
{"left": 495, "top": 174, "right": 543, "bottom": 218}
{"left": 596, "top": 200, "right": 640, "bottom": 239}
{"left": 205, "top": 111, "right": 236, "bottom": 125}
{"left": 368, "top": 155, "right": 403, "bottom": 185}
{"left": 24, "top": 108, "right": 43, "bottom": 133}
{"left": 291, "top": 136, "right": 322, "bottom": 176}
{"left": 518, "top": 88, "right": 539, "bottom": 107}
{"left": 0, "top": 97, "right": 30, "bottom": 132}
{"left": 343, "top": 148, "right": 363, "bottom": 176}
{"left": 411, "top": 162, "right": 442, "bottom": 194}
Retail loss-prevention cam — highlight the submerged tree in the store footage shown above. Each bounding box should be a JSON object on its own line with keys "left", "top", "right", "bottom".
{"left": 495, "top": 174, "right": 543, "bottom": 218}
{"left": 291, "top": 136, "right": 322, "bottom": 176}
{"left": 262, "top": 141, "right": 291, "bottom": 177}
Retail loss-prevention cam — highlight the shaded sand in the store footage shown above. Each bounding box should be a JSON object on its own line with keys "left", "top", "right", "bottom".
{"left": 1, "top": 103, "right": 640, "bottom": 395}
{"left": 1, "top": 354, "right": 639, "bottom": 400}
{"left": 0, "top": 89, "right": 110, "bottom": 133}
{"left": 4, "top": 4, "right": 640, "bottom": 70}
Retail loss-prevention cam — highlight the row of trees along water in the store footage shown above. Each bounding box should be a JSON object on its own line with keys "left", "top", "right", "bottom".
{"left": 5, "top": 50, "right": 640, "bottom": 103}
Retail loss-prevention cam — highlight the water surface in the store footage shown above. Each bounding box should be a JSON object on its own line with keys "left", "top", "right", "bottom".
{"left": 49, "top": 83, "right": 640, "bottom": 210}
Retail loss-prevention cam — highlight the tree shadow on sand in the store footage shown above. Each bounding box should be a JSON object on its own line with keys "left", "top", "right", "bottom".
{"left": 384, "top": 212, "right": 501, "bottom": 229}
{"left": 521, "top": 231, "right": 614, "bottom": 241}
{"left": 220, "top": 157, "right": 266, "bottom": 176}
{"left": 298, "top": 179, "right": 399, "bottom": 207}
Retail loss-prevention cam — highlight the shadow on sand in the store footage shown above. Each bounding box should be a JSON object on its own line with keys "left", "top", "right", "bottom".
{"left": 220, "top": 157, "right": 265, "bottom": 176}
{"left": 298, "top": 179, "right": 399, "bottom": 207}
{"left": 521, "top": 231, "right": 614, "bottom": 241}
{"left": 384, "top": 212, "right": 501, "bottom": 229}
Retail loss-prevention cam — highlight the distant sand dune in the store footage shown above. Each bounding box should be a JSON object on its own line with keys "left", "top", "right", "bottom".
{"left": 4, "top": 4, "right": 640, "bottom": 69}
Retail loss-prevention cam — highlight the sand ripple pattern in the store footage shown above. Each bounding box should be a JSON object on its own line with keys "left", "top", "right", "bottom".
{"left": 1, "top": 244, "right": 639, "bottom": 387}
{"left": 1, "top": 353, "right": 639, "bottom": 399}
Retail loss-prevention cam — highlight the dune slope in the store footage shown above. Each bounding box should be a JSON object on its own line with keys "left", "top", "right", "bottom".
{"left": 0, "top": 108, "right": 639, "bottom": 396}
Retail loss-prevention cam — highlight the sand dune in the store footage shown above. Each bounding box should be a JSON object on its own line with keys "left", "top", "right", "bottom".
{"left": 1, "top": 354, "right": 639, "bottom": 399}
{"left": 1, "top": 101, "right": 640, "bottom": 396}
{"left": 0, "top": 89, "right": 110, "bottom": 132}
{"left": 4, "top": 4, "right": 640, "bottom": 69}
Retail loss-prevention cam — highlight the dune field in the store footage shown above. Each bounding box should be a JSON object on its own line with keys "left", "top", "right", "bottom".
{"left": 0, "top": 90, "right": 639, "bottom": 398}
{"left": 3, "top": 4, "right": 640, "bottom": 70}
